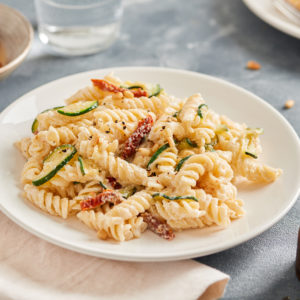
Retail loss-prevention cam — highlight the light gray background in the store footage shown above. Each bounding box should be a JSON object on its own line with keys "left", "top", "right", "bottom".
{"left": 0, "top": 0, "right": 299, "bottom": 299}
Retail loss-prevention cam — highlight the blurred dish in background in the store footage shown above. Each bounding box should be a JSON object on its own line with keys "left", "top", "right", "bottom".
{"left": 34, "top": 0, "right": 123, "bottom": 56}
{"left": 0, "top": 4, "right": 33, "bottom": 80}
{"left": 243, "top": 0, "right": 300, "bottom": 39}
{"left": 274, "top": 0, "right": 300, "bottom": 25}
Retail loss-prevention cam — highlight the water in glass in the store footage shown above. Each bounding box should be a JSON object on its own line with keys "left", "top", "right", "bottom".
{"left": 35, "top": 0, "right": 123, "bottom": 55}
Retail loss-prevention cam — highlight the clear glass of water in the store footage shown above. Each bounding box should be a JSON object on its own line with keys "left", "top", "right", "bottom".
{"left": 34, "top": 0, "right": 123, "bottom": 56}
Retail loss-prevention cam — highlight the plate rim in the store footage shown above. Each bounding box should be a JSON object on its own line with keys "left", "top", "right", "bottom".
{"left": 0, "top": 66, "right": 299, "bottom": 262}
{"left": 243, "top": 0, "right": 300, "bottom": 39}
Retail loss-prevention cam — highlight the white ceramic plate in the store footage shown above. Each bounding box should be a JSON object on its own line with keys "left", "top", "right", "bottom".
{"left": 0, "top": 67, "right": 299, "bottom": 262}
{"left": 243, "top": 0, "right": 300, "bottom": 39}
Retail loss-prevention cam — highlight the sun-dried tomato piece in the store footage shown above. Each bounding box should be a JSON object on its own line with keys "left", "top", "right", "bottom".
{"left": 141, "top": 212, "right": 175, "bottom": 240}
{"left": 80, "top": 189, "right": 122, "bottom": 211}
{"left": 120, "top": 115, "right": 154, "bottom": 160}
{"left": 107, "top": 177, "right": 122, "bottom": 189}
{"left": 131, "top": 88, "right": 148, "bottom": 98}
{"left": 91, "top": 79, "right": 126, "bottom": 93}
{"left": 91, "top": 79, "right": 148, "bottom": 98}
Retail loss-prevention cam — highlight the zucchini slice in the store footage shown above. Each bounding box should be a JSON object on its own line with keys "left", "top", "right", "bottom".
{"left": 31, "top": 119, "right": 39, "bottom": 134}
{"left": 197, "top": 104, "right": 207, "bottom": 119}
{"left": 177, "top": 138, "right": 197, "bottom": 150}
{"left": 32, "top": 145, "right": 77, "bottom": 186}
{"left": 78, "top": 156, "right": 85, "bottom": 175}
{"left": 31, "top": 106, "right": 63, "bottom": 134}
{"left": 149, "top": 84, "right": 162, "bottom": 98}
{"left": 175, "top": 155, "right": 192, "bottom": 172}
{"left": 57, "top": 100, "right": 98, "bottom": 116}
{"left": 215, "top": 124, "right": 228, "bottom": 135}
{"left": 127, "top": 85, "right": 144, "bottom": 90}
{"left": 119, "top": 186, "right": 137, "bottom": 199}
{"left": 147, "top": 143, "right": 169, "bottom": 169}
{"left": 152, "top": 193, "right": 198, "bottom": 202}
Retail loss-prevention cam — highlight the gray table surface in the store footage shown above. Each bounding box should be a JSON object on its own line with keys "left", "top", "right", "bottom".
{"left": 1, "top": 0, "right": 299, "bottom": 299}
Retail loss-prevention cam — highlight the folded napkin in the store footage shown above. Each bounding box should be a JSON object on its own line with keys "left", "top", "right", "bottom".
{"left": 0, "top": 212, "right": 229, "bottom": 300}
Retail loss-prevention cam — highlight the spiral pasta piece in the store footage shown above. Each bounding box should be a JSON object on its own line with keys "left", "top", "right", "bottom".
{"left": 149, "top": 147, "right": 178, "bottom": 175}
{"left": 77, "top": 211, "right": 134, "bottom": 241}
{"left": 23, "top": 184, "right": 76, "bottom": 219}
{"left": 44, "top": 126, "right": 77, "bottom": 146}
{"left": 65, "top": 85, "right": 103, "bottom": 105}
{"left": 179, "top": 94, "right": 206, "bottom": 129}
{"left": 237, "top": 158, "right": 282, "bottom": 183}
{"left": 155, "top": 199, "right": 205, "bottom": 221}
{"left": 107, "top": 191, "right": 152, "bottom": 220}
{"left": 15, "top": 137, "right": 32, "bottom": 159}
{"left": 91, "top": 147, "right": 148, "bottom": 186}
{"left": 21, "top": 157, "right": 42, "bottom": 184}
{"left": 101, "top": 95, "right": 169, "bottom": 116}
{"left": 28, "top": 134, "right": 52, "bottom": 159}
{"left": 167, "top": 217, "right": 206, "bottom": 230}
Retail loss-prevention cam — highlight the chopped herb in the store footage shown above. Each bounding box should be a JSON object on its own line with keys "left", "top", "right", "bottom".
{"left": 175, "top": 155, "right": 192, "bottom": 172}
{"left": 152, "top": 193, "right": 198, "bottom": 202}
{"left": 147, "top": 143, "right": 169, "bottom": 169}
{"left": 172, "top": 109, "right": 182, "bottom": 118}
{"left": 197, "top": 104, "right": 207, "bottom": 119}
{"left": 99, "top": 181, "right": 107, "bottom": 189}
{"left": 245, "top": 151, "right": 258, "bottom": 159}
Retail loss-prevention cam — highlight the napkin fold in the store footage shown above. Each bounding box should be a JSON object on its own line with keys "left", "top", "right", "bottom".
{"left": 0, "top": 212, "right": 229, "bottom": 300}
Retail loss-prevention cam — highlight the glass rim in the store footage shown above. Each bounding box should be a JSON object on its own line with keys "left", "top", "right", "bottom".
{"left": 35, "top": 0, "right": 115, "bottom": 10}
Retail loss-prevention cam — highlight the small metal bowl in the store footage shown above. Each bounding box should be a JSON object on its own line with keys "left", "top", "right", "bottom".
{"left": 0, "top": 4, "right": 34, "bottom": 80}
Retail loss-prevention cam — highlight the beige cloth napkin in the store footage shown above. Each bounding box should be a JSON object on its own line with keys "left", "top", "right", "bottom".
{"left": 0, "top": 212, "right": 229, "bottom": 300}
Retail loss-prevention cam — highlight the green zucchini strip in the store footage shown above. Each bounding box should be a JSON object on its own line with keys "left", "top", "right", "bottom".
{"left": 32, "top": 144, "right": 77, "bottom": 186}
{"left": 197, "top": 104, "right": 208, "bottom": 119}
{"left": 120, "top": 186, "right": 137, "bottom": 199}
{"left": 147, "top": 143, "right": 169, "bottom": 169}
{"left": 31, "top": 106, "right": 64, "bottom": 134}
{"left": 152, "top": 193, "right": 198, "bottom": 202}
{"left": 127, "top": 85, "right": 144, "bottom": 90}
{"left": 149, "top": 84, "right": 161, "bottom": 98}
{"left": 78, "top": 156, "right": 85, "bottom": 175}
{"left": 57, "top": 100, "right": 98, "bottom": 117}
{"left": 99, "top": 181, "right": 107, "bottom": 189}
{"left": 177, "top": 138, "right": 198, "bottom": 150}
{"left": 186, "top": 138, "right": 197, "bottom": 148}
{"left": 245, "top": 151, "right": 258, "bottom": 159}
{"left": 175, "top": 155, "right": 192, "bottom": 172}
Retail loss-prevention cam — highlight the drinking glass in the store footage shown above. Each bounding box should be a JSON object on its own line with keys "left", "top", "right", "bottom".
{"left": 34, "top": 0, "right": 123, "bottom": 56}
